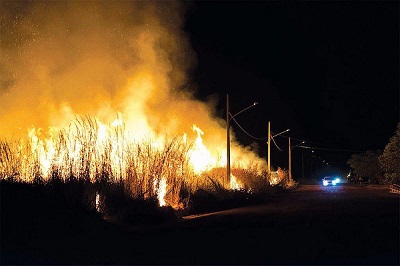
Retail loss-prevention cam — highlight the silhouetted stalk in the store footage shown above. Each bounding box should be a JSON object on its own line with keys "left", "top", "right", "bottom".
{"left": 0, "top": 116, "right": 275, "bottom": 210}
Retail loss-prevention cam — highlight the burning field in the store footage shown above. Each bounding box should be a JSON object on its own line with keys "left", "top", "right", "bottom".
{"left": 0, "top": 1, "right": 289, "bottom": 212}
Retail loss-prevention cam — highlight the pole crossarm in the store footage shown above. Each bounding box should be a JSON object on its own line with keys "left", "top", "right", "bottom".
{"left": 271, "top": 128, "right": 290, "bottom": 139}
{"left": 291, "top": 141, "right": 305, "bottom": 150}
{"left": 230, "top": 102, "right": 258, "bottom": 120}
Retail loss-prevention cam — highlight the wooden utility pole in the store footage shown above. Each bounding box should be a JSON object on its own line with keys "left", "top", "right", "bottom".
{"left": 226, "top": 94, "right": 230, "bottom": 187}
{"left": 267, "top": 121, "right": 271, "bottom": 174}
{"left": 288, "top": 137, "right": 292, "bottom": 183}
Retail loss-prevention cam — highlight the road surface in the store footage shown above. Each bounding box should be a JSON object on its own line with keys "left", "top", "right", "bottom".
{"left": 3, "top": 184, "right": 399, "bottom": 265}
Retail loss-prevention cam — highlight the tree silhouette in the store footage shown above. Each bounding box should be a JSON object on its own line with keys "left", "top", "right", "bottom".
{"left": 347, "top": 150, "right": 383, "bottom": 184}
{"left": 379, "top": 123, "right": 400, "bottom": 185}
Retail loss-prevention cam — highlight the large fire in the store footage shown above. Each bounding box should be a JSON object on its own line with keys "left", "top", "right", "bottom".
{"left": 0, "top": 1, "right": 276, "bottom": 207}
{"left": 188, "top": 124, "right": 217, "bottom": 174}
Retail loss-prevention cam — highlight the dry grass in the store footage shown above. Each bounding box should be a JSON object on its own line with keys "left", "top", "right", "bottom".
{"left": 1, "top": 116, "right": 291, "bottom": 217}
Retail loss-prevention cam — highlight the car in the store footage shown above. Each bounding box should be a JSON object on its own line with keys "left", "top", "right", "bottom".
{"left": 322, "top": 176, "right": 340, "bottom": 186}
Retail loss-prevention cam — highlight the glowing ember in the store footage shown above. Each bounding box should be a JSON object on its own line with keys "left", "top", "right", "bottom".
{"left": 95, "top": 192, "right": 101, "bottom": 212}
{"left": 230, "top": 174, "right": 243, "bottom": 190}
{"left": 270, "top": 171, "right": 280, "bottom": 185}
{"left": 157, "top": 178, "right": 167, "bottom": 207}
{"left": 269, "top": 168, "right": 287, "bottom": 185}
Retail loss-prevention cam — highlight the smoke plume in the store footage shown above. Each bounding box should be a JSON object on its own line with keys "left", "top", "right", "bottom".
{"left": 0, "top": 1, "right": 266, "bottom": 169}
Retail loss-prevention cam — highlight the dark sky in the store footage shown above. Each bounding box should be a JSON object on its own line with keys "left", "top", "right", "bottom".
{"left": 1, "top": 1, "right": 397, "bottom": 180}
{"left": 183, "top": 1, "right": 399, "bottom": 177}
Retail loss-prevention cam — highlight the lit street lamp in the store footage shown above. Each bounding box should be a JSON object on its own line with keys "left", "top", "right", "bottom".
{"left": 226, "top": 94, "right": 258, "bottom": 187}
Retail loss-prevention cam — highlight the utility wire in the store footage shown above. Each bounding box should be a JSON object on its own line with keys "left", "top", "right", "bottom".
{"left": 230, "top": 116, "right": 268, "bottom": 140}
{"left": 299, "top": 145, "right": 363, "bottom": 153}
{"left": 274, "top": 134, "right": 332, "bottom": 147}
{"left": 271, "top": 135, "right": 284, "bottom": 151}
{"left": 230, "top": 116, "right": 285, "bottom": 151}
{"left": 230, "top": 117, "right": 362, "bottom": 154}
{"left": 274, "top": 134, "right": 363, "bottom": 153}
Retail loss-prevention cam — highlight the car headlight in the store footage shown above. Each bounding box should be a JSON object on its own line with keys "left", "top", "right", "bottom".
{"left": 323, "top": 180, "right": 328, "bottom": 186}
{"left": 335, "top": 178, "right": 340, "bottom": 183}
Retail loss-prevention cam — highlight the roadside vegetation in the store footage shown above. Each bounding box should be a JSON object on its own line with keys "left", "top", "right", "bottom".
{"left": 0, "top": 116, "right": 294, "bottom": 228}
{"left": 347, "top": 123, "right": 400, "bottom": 185}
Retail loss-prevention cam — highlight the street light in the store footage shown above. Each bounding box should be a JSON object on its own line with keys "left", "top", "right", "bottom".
{"left": 267, "top": 121, "right": 290, "bottom": 173}
{"left": 288, "top": 137, "right": 305, "bottom": 183}
{"left": 226, "top": 94, "right": 258, "bottom": 187}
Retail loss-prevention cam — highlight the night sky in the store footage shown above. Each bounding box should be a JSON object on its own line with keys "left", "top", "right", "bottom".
{"left": 183, "top": 1, "right": 399, "bottom": 177}
{"left": 0, "top": 1, "right": 398, "bottom": 180}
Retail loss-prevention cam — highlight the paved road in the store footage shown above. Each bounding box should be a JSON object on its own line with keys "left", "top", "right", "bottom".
{"left": 4, "top": 184, "right": 399, "bottom": 265}
{"left": 151, "top": 184, "right": 399, "bottom": 265}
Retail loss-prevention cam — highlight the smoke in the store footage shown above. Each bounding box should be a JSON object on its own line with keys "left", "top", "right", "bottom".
{"left": 0, "top": 1, "right": 266, "bottom": 169}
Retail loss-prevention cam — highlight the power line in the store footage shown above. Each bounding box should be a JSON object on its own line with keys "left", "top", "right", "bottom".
{"left": 271, "top": 135, "right": 284, "bottom": 151}
{"left": 299, "top": 145, "right": 363, "bottom": 153}
{"left": 275, "top": 134, "right": 336, "bottom": 147}
{"left": 231, "top": 117, "right": 286, "bottom": 151}
{"left": 230, "top": 118, "right": 363, "bottom": 154}
{"left": 273, "top": 134, "right": 364, "bottom": 153}
{"left": 230, "top": 116, "right": 268, "bottom": 140}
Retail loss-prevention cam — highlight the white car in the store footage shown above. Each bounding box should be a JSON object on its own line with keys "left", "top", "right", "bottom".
{"left": 322, "top": 176, "right": 340, "bottom": 186}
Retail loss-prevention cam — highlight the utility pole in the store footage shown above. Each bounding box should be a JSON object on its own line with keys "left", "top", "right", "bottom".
{"left": 226, "top": 94, "right": 230, "bottom": 188}
{"left": 288, "top": 137, "right": 292, "bottom": 183}
{"left": 267, "top": 121, "right": 271, "bottom": 174}
{"left": 302, "top": 149, "right": 304, "bottom": 179}
{"left": 288, "top": 138, "right": 305, "bottom": 184}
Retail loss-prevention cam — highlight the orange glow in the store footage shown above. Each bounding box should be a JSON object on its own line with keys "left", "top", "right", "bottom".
{"left": 157, "top": 178, "right": 167, "bottom": 207}
{"left": 0, "top": 1, "right": 270, "bottom": 207}
{"left": 230, "top": 174, "right": 243, "bottom": 190}
{"left": 188, "top": 124, "right": 216, "bottom": 174}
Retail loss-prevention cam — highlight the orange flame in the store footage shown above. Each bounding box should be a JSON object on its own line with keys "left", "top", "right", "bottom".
{"left": 230, "top": 174, "right": 243, "bottom": 190}
{"left": 0, "top": 1, "right": 271, "bottom": 207}
{"left": 188, "top": 124, "right": 216, "bottom": 174}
